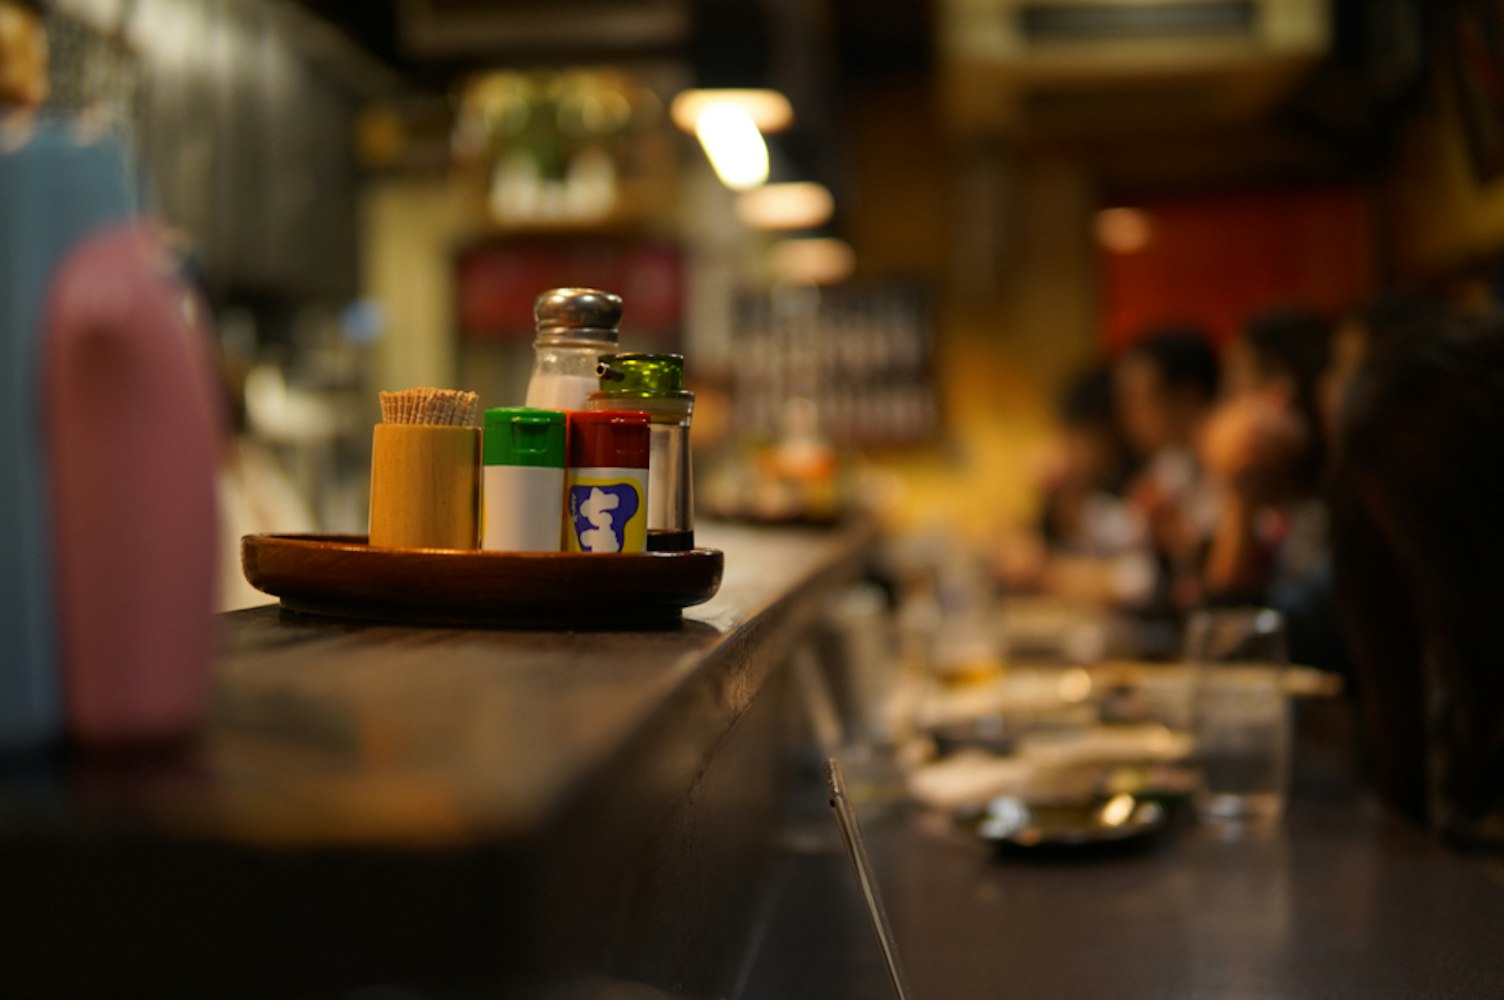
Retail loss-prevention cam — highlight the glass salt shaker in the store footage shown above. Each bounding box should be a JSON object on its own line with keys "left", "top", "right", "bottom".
{"left": 590, "top": 353, "right": 696, "bottom": 551}
{"left": 524, "top": 288, "right": 622, "bottom": 411}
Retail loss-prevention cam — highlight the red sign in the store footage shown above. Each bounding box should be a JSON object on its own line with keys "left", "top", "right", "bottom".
{"left": 456, "top": 237, "right": 683, "bottom": 343}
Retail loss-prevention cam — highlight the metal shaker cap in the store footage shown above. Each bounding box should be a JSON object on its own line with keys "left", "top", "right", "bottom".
{"left": 533, "top": 288, "right": 622, "bottom": 345}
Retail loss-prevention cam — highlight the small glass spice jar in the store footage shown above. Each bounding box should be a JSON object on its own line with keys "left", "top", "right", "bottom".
{"left": 524, "top": 288, "right": 622, "bottom": 411}
{"left": 590, "top": 353, "right": 696, "bottom": 552}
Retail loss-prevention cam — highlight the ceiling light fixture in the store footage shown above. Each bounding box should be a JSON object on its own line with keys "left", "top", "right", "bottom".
{"left": 693, "top": 101, "right": 770, "bottom": 191}
{"left": 735, "top": 182, "right": 834, "bottom": 230}
{"left": 1095, "top": 207, "right": 1154, "bottom": 254}
{"left": 671, "top": 88, "right": 794, "bottom": 134}
{"left": 769, "top": 237, "right": 855, "bottom": 286}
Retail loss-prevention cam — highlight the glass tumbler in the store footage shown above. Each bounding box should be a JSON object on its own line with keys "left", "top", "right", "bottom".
{"left": 1186, "top": 608, "right": 1291, "bottom": 822}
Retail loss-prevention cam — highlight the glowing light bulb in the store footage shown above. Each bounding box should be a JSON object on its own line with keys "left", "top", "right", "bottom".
{"left": 1095, "top": 207, "right": 1153, "bottom": 254}
{"left": 769, "top": 237, "right": 854, "bottom": 286}
{"left": 694, "top": 102, "right": 769, "bottom": 191}
{"left": 671, "top": 89, "right": 793, "bottom": 133}
{"left": 736, "top": 182, "right": 835, "bottom": 230}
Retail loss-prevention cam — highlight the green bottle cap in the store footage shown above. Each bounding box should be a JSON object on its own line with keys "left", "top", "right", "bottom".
{"left": 596, "top": 353, "right": 690, "bottom": 397}
{"left": 483, "top": 407, "right": 566, "bottom": 468}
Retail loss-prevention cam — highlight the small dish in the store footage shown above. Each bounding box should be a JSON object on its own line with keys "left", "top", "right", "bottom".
{"left": 965, "top": 793, "right": 1168, "bottom": 849}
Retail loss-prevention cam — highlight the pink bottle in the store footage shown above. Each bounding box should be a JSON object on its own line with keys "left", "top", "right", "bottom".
{"left": 43, "top": 224, "right": 221, "bottom": 746}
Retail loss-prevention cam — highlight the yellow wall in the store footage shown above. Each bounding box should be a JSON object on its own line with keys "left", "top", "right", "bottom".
{"left": 845, "top": 83, "right": 1100, "bottom": 541}
{"left": 361, "top": 177, "right": 470, "bottom": 395}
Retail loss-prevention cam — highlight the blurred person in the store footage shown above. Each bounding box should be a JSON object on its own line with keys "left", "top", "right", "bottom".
{"left": 1115, "top": 326, "right": 1221, "bottom": 464}
{"left": 1199, "top": 306, "right": 1340, "bottom": 669}
{"left": 1329, "top": 313, "right": 1504, "bottom": 845}
{"left": 0, "top": 0, "right": 59, "bottom": 750}
{"left": 997, "top": 364, "right": 1158, "bottom": 608}
{"left": 2, "top": 0, "right": 220, "bottom": 746}
{"left": 3, "top": 0, "right": 305, "bottom": 614}
{"left": 1199, "top": 308, "right": 1330, "bottom": 591}
{"left": 1213, "top": 306, "right": 1330, "bottom": 487}
{"left": 1, "top": 0, "right": 307, "bottom": 615}
{"left": 1038, "top": 365, "right": 1133, "bottom": 552}
{"left": 1319, "top": 292, "right": 1441, "bottom": 448}
{"left": 1113, "top": 326, "right": 1221, "bottom": 613}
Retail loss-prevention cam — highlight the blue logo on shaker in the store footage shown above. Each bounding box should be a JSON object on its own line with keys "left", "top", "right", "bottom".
{"left": 569, "top": 484, "right": 641, "bottom": 553}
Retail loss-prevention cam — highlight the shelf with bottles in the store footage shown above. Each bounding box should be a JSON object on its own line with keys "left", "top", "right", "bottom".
{"left": 729, "top": 284, "right": 938, "bottom": 448}
{"left": 450, "top": 68, "right": 681, "bottom": 235}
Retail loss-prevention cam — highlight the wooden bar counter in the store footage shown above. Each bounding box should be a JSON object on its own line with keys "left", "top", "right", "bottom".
{"left": 738, "top": 710, "right": 1504, "bottom": 1000}
{"left": 0, "top": 522, "right": 876, "bottom": 998}
{"left": 10, "top": 517, "right": 1500, "bottom": 1000}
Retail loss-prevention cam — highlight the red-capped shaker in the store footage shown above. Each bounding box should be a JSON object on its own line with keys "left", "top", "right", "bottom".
{"left": 566, "top": 410, "right": 650, "bottom": 553}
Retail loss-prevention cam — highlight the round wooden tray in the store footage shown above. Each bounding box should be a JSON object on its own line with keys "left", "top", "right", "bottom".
{"left": 241, "top": 534, "right": 724, "bottom": 629}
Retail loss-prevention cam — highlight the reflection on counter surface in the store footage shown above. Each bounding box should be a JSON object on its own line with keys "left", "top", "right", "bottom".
{"left": 4, "top": 0, "right": 1504, "bottom": 996}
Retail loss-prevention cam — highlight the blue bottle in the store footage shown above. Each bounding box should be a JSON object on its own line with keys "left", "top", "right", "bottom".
{"left": 0, "top": 120, "right": 139, "bottom": 751}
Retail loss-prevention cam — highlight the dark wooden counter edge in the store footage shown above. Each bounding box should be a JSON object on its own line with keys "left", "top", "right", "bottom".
{"left": 205, "top": 520, "right": 879, "bottom": 847}
{"left": 543, "top": 519, "right": 878, "bottom": 829}
{"left": 526, "top": 519, "right": 879, "bottom": 985}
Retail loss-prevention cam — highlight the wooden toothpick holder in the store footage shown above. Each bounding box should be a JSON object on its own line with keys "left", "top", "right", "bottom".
{"left": 369, "top": 424, "right": 480, "bottom": 550}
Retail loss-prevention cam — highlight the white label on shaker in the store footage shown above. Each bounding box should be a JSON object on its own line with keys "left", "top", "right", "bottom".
{"left": 482, "top": 465, "right": 565, "bottom": 552}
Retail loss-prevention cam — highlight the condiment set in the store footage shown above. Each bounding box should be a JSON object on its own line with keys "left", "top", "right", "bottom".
{"left": 368, "top": 287, "right": 697, "bottom": 555}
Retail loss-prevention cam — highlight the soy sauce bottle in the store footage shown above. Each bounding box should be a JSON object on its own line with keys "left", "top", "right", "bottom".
{"left": 590, "top": 353, "right": 696, "bottom": 552}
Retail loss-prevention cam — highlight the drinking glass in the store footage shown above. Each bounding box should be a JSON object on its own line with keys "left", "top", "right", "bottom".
{"left": 1186, "top": 608, "right": 1290, "bottom": 822}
